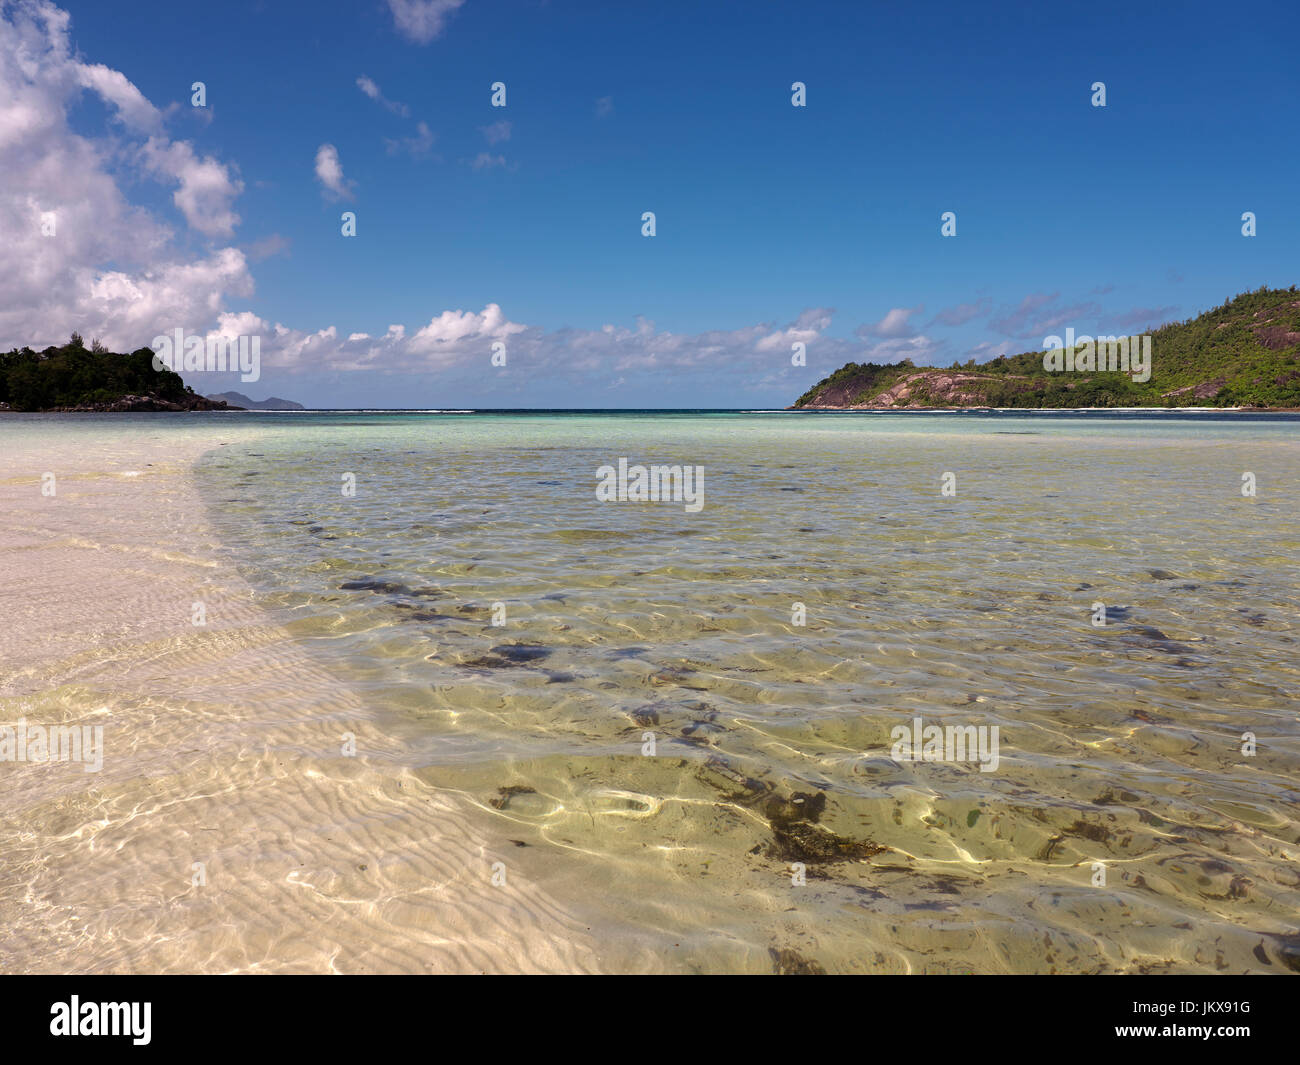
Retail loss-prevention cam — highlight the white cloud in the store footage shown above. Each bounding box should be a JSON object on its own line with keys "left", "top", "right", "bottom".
{"left": 75, "top": 62, "right": 161, "bottom": 131}
{"left": 314, "top": 143, "right": 355, "bottom": 199}
{"left": 0, "top": 0, "right": 252, "bottom": 351}
{"left": 858, "top": 305, "right": 923, "bottom": 338}
{"left": 0, "top": 1, "right": 242, "bottom": 242}
{"left": 595, "top": 96, "right": 614, "bottom": 118}
{"left": 87, "top": 248, "right": 253, "bottom": 333}
{"left": 142, "top": 137, "right": 243, "bottom": 237}
{"left": 859, "top": 334, "right": 947, "bottom": 366}
{"left": 386, "top": 0, "right": 465, "bottom": 44}
{"left": 208, "top": 309, "right": 267, "bottom": 339}
{"left": 470, "top": 151, "right": 505, "bottom": 170}
{"left": 238, "top": 307, "right": 860, "bottom": 393}
{"left": 755, "top": 307, "right": 834, "bottom": 352}
{"left": 356, "top": 74, "right": 409, "bottom": 116}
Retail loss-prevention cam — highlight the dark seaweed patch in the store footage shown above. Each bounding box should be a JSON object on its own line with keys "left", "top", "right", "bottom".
{"left": 393, "top": 605, "right": 457, "bottom": 621}
{"left": 490, "top": 785, "right": 537, "bottom": 811}
{"left": 1066, "top": 820, "right": 1111, "bottom": 843}
{"left": 1037, "top": 835, "right": 1064, "bottom": 861}
{"left": 340, "top": 578, "right": 413, "bottom": 595}
{"left": 763, "top": 790, "right": 887, "bottom": 865}
{"left": 463, "top": 644, "right": 554, "bottom": 669}
{"left": 1093, "top": 788, "right": 1141, "bottom": 805}
{"left": 697, "top": 758, "right": 883, "bottom": 863}
{"left": 768, "top": 820, "right": 887, "bottom": 864}
{"left": 608, "top": 647, "right": 650, "bottom": 660}
{"left": 492, "top": 644, "right": 552, "bottom": 663}
{"left": 769, "top": 947, "right": 826, "bottom": 975}
{"left": 649, "top": 666, "right": 708, "bottom": 691}
{"left": 1121, "top": 625, "right": 1196, "bottom": 659}
{"left": 630, "top": 705, "right": 660, "bottom": 727}
{"left": 1270, "top": 934, "right": 1300, "bottom": 973}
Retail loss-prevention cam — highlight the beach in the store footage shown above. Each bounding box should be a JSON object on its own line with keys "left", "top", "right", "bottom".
{"left": 1, "top": 411, "right": 1298, "bottom": 974}
{"left": 0, "top": 415, "right": 600, "bottom": 973}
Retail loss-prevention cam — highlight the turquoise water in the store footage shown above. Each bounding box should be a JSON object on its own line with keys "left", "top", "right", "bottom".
{"left": 177, "top": 411, "right": 1300, "bottom": 972}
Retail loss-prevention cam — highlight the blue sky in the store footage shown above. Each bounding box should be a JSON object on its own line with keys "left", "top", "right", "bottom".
{"left": 4, "top": 0, "right": 1297, "bottom": 406}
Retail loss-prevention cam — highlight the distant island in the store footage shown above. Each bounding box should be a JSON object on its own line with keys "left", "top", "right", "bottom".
{"left": 0, "top": 335, "right": 236, "bottom": 411}
{"left": 792, "top": 287, "right": 1300, "bottom": 410}
{"left": 0, "top": 336, "right": 304, "bottom": 412}
{"left": 205, "top": 391, "right": 305, "bottom": 411}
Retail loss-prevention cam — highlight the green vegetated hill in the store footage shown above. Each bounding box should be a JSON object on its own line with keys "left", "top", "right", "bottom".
{"left": 0, "top": 334, "right": 233, "bottom": 411}
{"left": 793, "top": 287, "right": 1300, "bottom": 409}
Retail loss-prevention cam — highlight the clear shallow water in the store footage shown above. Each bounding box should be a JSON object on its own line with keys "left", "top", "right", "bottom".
{"left": 183, "top": 411, "right": 1300, "bottom": 973}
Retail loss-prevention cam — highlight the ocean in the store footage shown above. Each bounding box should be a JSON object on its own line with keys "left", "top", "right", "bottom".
{"left": 3, "top": 410, "right": 1298, "bottom": 972}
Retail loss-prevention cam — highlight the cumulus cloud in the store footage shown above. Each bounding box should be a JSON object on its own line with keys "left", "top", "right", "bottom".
{"left": 141, "top": 137, "right": 243, "bottom": 237}
{"left": 0, "top": 0, "right": 252, "bottom": 350}
{"left": 238, "top": 304, "right": 520, "bottom": 375}
{"left": 469, "top": 151, "right": 505, "bottom": 170}
{"left": 0, "top": 1, "right": 242, "bottom": 243}
{"left": 386, "top": 0, "right": 465, "bottom": 44}
{"left": 199, "top": 306, "right": 866, "bottom": 396}
{"left": 755, "top": 307, "right": 834, "bottom": 352}
{"left": 87, "top": 247, "right": 254, "bottom": 336}
{"left": 314, "top": 143, "right": 355, "bottom": 199}
{"left": 75, "top": 62, "right": 161, "bottom": 131}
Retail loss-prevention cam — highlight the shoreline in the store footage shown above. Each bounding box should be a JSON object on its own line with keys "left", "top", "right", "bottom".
{"left": 0, "top": 423, "right": 600, "bottom": 973}
{"left": 6, "top": 405, "right": 1300, "bottom": 416}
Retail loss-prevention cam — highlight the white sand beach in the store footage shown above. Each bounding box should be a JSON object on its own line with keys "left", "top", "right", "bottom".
{"left": 0, "top": 420, "right": 600, "bottom": 973}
